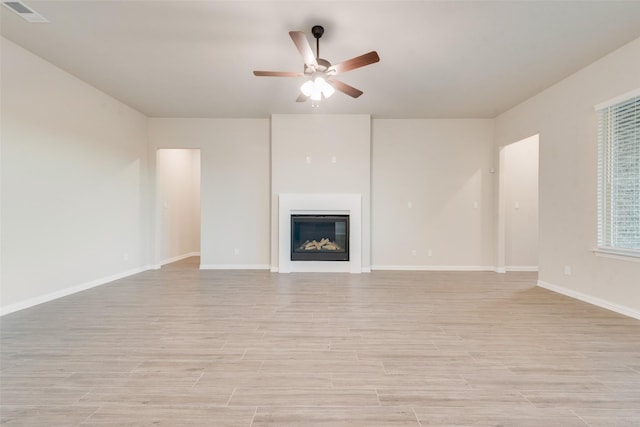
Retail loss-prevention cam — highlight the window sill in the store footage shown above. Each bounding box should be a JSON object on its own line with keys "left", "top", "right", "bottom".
{"left": 593, "top": 247, "right": 640, "bottom": 262}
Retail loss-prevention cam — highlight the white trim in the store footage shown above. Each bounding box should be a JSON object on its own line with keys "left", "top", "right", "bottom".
{"left": 160, "top": 252, "right": 200, "bottom": 266}
{"left": 270, "top": 267, "right": 279, "bottom": 273}
{"left": 200, "top": 264, "right": 271, "bottom": 270}
{"left": 593, "top": 247, "right": 640, "bottom": 262}
{"left": 594, "top": 88, "right": 640, "bottom": 111}
{"left": 0, "top": 266, "right": 154, "bottom": 316}
{"left": 371, "top": 265, "right": 497, "bottom": 272}
{"left": 506, "top": 266, "right": 539, "bottom": 272}
{"left": 537, "top": 280, "right": 640, "bottom": 320}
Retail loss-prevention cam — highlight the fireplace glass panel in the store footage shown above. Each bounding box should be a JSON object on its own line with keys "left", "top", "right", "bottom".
{"left": 291, "top": 215, "right": 349, "bottom": 261}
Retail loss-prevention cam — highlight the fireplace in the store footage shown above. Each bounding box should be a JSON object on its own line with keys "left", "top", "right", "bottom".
{"left": 278, "top": 193, "right": 361, "bottom": 273}
{"left": 291, "top": 215, "right": 349, "bottom": 261}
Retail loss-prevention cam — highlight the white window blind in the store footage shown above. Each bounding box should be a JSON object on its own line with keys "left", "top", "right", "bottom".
{"left": 597, "top": 93, "right": 640, "bottom": 255}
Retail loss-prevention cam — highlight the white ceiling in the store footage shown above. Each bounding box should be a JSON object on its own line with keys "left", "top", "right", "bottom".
{"left": 2, "top": 0, "right": 640, "bottom": 118}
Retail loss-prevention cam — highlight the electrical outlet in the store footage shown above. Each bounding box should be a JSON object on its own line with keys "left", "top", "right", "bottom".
{"left": 564, "top": 265, "right": 572, "bottom": 276}
{"left": 411, "top": 249, "right": 417, "bottom": 256}
{"left": 123, "top": 252, "right": 129, "bottom": 261}
{"left": 408, "top": 201, "right": 413, "bottom": 209}
{"left": 427, "top": 249, "right": 433, "bottom": 257}
{"left": 234, "top": 248, "right": 240, "bottom": 256}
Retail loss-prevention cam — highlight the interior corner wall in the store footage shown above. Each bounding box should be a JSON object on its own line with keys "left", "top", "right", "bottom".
{"left": 495, "top": 36, "right": 640, "bottom": 317}
{"left": 371, "top": 119, "right": 495, "bottom": 269}
{"left": 270, "top": 114, "right": 372, "bottom": 271}
{"left": 148, "top": 118, "right": 270, "bottom": 269}
{"left": 0, "top": 37, "right": 151, "bottom": 314}
{"left": 156, "top": 149, "right": 201, "bottom": 264}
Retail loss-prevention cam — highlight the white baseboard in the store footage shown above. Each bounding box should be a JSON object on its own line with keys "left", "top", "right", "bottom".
{"left": 160, "top": 252, "right": 200, "bottom": 266}
{"left": 537, "top": 280, "right": 640, "bottom": 320}
{"left": 370, "top": 265, "right": 537, "bottom": 273}
{"left": 200, "top": 264, "right": 271, "bottom": 270}
{"left": 506, "top": 266, "right": 539, "bottom": 272}
{"left": 0, "top": 265, "right": 154, "bottom": 317}
{"left": 371, "top": 265, "right": 496, "bottom": 272}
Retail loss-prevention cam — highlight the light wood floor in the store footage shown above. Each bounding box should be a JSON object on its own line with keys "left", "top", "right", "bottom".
{"left": 1, "top": 257, "right": 639, "bottom": 426}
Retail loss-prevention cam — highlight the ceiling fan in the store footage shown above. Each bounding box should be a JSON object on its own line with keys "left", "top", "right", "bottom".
{"left": 253, "top": 25, "right": 380, "bottom": 105}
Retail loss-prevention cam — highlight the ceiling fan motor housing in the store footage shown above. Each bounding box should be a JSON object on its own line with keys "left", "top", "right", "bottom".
{"left": 305, "top": 59, "right": 331, "bottom": 75}
{"left": 316, "top": 58, "right": 331, "bottom": 72}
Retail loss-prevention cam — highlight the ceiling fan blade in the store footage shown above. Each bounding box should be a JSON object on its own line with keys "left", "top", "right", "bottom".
{"left": 296, "top": 93, "right": 308, "bottom": 102}
{"left": 329, "top": 79, "right": 363, "bottom": 98}
{"left": 328, "top": 51, "right": 380, "bottom": 75}
{"left": 289, "top": 31, "right": 318, "bottom": 68}
{"left": 253, "top": 71, "right": 304, "bottom": 77}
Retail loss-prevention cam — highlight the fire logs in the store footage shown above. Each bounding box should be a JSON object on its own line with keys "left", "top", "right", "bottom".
{"left": 298, "top": 238, "right": 342, "bottom": 251}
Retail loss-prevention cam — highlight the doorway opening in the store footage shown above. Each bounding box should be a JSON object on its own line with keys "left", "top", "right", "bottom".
{"left": 498, "top": 135, "right": 539, "bottom": 272}
{"left": 156, "top": 149, "right": 201, "bottom": 268}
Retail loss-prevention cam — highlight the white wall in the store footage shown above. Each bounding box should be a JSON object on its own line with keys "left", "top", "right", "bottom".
{"left": 495, "top": 37, "right": 640, "bottom": 318}
{"left": 501, "top": 135, "right": 539, "bottom": 270}
{"left": 270, "top": 114, "right": 372, "bottom": 271}
{"left": 371, "top": 119, "right": 495, "bottom": 269}
{"left": 1, "top": 38, "right": 151, "bottom": 314}
{"left": 150, "top": 116, "right": 498, "bottom": 273}
{"left": 148, "top": 119, "right": 270, "bottom": 269}
{"left": 156, "top": 149, "right": 201, "bottom": 264}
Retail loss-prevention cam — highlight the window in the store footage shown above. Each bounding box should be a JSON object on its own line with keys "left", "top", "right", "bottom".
{"left": 596, "top": 91, "right": 640, "bottom": 257}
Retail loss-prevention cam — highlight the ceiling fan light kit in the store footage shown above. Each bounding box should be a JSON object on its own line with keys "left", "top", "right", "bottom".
{"left": 301, "top": 77, "right": 335, "bottom": 99}
{"left": 253, "top": 25, "right": 380, "bottom": 106}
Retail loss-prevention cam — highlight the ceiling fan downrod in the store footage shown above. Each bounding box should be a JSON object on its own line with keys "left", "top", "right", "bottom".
{"left": 312, "top": 25, "right": 324, "bottom": 60}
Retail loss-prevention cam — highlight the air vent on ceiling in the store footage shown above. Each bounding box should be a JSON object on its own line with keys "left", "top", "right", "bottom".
{"left": 2, "top": 1, "right": 48, "bottom": 23}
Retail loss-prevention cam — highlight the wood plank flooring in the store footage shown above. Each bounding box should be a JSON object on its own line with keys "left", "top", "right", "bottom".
{"left": 1, "top": 257, "right": 639, "bottom": 426}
